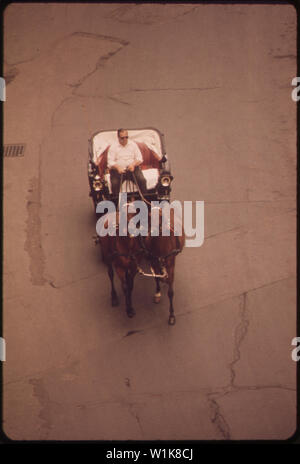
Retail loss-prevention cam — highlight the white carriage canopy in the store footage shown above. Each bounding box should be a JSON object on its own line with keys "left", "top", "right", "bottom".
{"left": 92, "top": 129, "right": 164, "bottom": 193}
{"left": 92, "top": 128, "right": 163, "bottom": 164}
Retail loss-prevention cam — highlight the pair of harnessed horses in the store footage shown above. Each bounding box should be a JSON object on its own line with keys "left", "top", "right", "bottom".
{"left": 98, "top": 169, "right": 185, "bottom": 325}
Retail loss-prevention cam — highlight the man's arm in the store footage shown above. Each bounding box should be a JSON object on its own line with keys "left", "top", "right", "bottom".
{"left": 107, "top": 145, "right": 124, "bottom": 174}
{"left": 127, "top": 142, "right": 143, "bottom": 172}
{"left": 110, "top": 163, "right": 125, "bottom": 173}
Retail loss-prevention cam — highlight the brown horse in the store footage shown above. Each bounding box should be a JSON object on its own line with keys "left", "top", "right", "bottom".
{"left": 99, "top": 203, "right": 185, "bottom": 325}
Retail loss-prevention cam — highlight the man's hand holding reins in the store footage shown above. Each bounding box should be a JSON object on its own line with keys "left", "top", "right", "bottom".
{"left": 127, "top": 160, "right": 142, "bottom": 172}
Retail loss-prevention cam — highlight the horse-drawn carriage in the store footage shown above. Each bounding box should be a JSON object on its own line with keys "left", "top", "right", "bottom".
{"left": 88, "top": 128, "right": 184, "bottom": 325}
{"left": 88, "top": 127, "right": 173, "bottom": 210}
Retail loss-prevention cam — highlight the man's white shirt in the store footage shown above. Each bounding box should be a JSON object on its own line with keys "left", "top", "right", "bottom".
{"left": 107, "top": 140, "right": 143, "bottom": 170}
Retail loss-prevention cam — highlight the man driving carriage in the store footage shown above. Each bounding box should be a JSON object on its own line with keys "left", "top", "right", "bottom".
{"left": 107, "top": 129, "right": 147, "bottom": 196}
{"left": 89, "top": 127, "right": 173, "bottom": 211}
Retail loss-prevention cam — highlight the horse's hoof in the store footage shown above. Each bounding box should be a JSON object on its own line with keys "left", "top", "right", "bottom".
{"left": 127, "top": 308, "right": 136, "bottom": 318}
{"left": 111, "top": 294, "right": 119, "bottom": 306}
{"left": 153, "top": 295, "right": 161, "bottom": 304}
{"left": 168, "top": 315, "right": 176, "bottom": 325}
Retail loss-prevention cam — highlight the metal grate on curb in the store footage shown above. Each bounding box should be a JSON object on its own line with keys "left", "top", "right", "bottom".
{"left": 3, "top": 144, "right": 26, "bottom": 157}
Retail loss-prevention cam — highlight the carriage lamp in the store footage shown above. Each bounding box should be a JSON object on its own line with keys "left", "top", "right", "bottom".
{"left": 89, "top": 161, "right": 98, "bottom": 175}
{"left": 88, "top": 162, "right": 93, "bottom": 174}
{"left": 93, "top": 174, "right": 102, "bottom": 191}
{"left": 160, "top": 175, "right": 171, "bottom": 187}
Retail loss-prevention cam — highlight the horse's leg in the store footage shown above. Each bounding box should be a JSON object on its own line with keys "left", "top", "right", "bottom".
{"left": 127, "top": 271, "right": 136, "bottom": 318}
{"left": 108, "top": 261, "right": 119, "bottom": 306}
{"left": 99, "top": 237, "right": 119, "bottom": 306}
{"left": 153, "top": 277, "right": 161, "bottom": 304}
{"left": 122, "top": 270, "right": 135, "bottom": 318}
{"left": 167, "top": 283, "right": 175, "bottom": 325}
{"left": 166, "top": 261, "right": 175, "bottom": 325}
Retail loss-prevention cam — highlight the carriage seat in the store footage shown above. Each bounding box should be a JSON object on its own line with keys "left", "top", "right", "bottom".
{"left": 96, "top": 142, "right": 161, "bottom": 194}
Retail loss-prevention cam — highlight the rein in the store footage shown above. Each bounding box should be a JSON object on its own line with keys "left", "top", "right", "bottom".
{"left": 132, "top": 171, "right": 152, "bottom": 207}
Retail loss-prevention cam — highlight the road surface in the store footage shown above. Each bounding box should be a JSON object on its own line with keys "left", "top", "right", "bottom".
{"left": 3, "top": 3, "right": 297, "bottom": 440}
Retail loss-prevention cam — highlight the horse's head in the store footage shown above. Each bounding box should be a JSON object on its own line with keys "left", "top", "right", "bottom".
{"left": 133, "top": 206, "right": 184, "bottom": 278}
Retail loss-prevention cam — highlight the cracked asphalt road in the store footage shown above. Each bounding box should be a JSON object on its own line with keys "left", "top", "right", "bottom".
{"left": 3, "top": 3, "right": 297, "bottom": 440}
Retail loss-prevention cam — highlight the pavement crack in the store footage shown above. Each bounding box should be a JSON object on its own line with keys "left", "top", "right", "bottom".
{"left": 106, "top": 4, "right": 200, "bottom": 25}
{"left": 177, "top": 6, "right": 200, "bottom": 19}
{"left": 24, "top": 151, "right": 46, "bottom": 286}
{"left": 71, "top": 41, "right": 129, "bottom": 95}
{"left": 272, "top": 54, "right": 296, "bottom": 59}
{"left": 206, "top": 292, "right": 249, "bottom": 439}
{"left": 207, "top": 382, "right": 295, "bottom": 439}
{"left": 47, "top": 32, "right": 130, "bottom": 126}
{"left": 243, "top": 276, "right": 295, "bottom": 296}
{"left": 96, "top": 45, "right": 128, "bottom": 68}
{"left": 130, "top": 86, "right": 221, "bottom": 93}
{"left": 7, "top": 31, "right": 129, "bottom": 68}
{"left": 205, "top": 283, "right": 295, "bottom": 439}
{"left": 232, "top": 384, "right": 296, "bottom": 393}
{"left": 177, "top": 276, "right": 294, "bottom": 321}
{"left": 228, "top": 293, "right": 249, "bottom": 387}
{"left": 69, "top": 31, "right": 129, "bottom": 46}
{"left": 50, "top": 96, "right": 74, "bottom": 128}
{"left": 124, "top": 330, "right": 144, "bottom": 338}
{"left": 48, "top": 271, "right": 103, "bottom": 289}
{"left": 127, "top": 403, "right": 144, "bottom": 438}
{"left": 5, "top": 54, "right": 41, "bottom": 67}
{"left": 3, "top": 66, "right": 19, "bottom": 85}
{"left": 205, "top": 227, "right": 242, "bottom": 240}
{"left": 207, "top": 394, "right": 231, "bottom": 440}
{"left": 107, "top": 95, "right": 131, "bottom": 106}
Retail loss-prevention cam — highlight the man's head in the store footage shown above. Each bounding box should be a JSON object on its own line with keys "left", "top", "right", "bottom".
{"left": 118, "top": 128, "right": 129, "bottom": 147}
